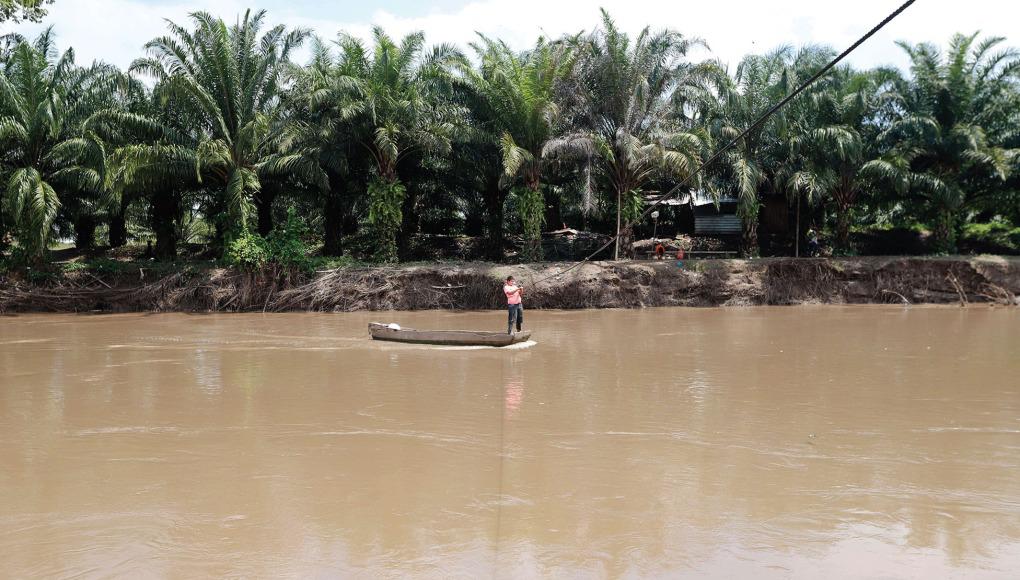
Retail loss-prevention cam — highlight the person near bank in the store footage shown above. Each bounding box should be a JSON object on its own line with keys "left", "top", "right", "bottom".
{"left": 504, "top": 276, "right": 524, "bottom": 334}
{"left": 806, "top": 228, "right": 820, "bottom": 257}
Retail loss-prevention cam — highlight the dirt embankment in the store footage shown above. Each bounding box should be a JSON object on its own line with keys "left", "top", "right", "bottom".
{"left": 1, "top": 257, "right": 1018, "bottom": 313}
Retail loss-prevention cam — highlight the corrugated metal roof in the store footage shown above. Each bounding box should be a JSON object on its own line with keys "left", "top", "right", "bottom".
{"left": 644, "top": 190, "right": 738, "bottom": 207}
{"left": 695, "top": 214, "right": 742, "bottom": 235}
{"left": 642, "top": 192, "right": 689, "bottom": 206}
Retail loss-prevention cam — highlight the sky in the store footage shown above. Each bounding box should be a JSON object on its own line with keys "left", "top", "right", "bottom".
{"left": 4, "top": 0, "right": 1019, "bottom": 73}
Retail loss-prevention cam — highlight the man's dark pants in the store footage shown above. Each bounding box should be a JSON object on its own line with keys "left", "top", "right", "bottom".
{"left": 507, "top": 304, "right": 523, "bottom": 334}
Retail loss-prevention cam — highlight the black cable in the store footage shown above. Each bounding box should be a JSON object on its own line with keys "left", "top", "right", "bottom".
{"left": 529, "top": 0, "right": 917, "bottom": 286}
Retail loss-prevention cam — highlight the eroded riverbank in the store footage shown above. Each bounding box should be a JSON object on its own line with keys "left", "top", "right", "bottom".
{"left": 1, "top": 256, "right": 1018, "bottom": 312}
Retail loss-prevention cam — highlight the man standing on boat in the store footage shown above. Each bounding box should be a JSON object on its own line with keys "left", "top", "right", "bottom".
{"left": 504, "top": 276, "right": 524, "bottom": 334}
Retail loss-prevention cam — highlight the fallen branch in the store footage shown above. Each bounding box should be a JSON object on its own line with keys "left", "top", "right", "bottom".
{"left": 946, "top": 273, "right": 968, "bottom": 306}
{"left": 85, "top": 271, "right": 112, "bottom": 289}
{"left": 980, "top": 283, "right": 1016, "bottom": 306}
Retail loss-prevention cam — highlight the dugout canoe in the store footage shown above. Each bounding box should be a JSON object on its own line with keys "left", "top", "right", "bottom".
{"left": 369, "top": 322, "right": 532, "bottom": 347}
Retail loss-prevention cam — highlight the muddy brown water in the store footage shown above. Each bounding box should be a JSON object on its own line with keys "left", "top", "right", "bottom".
{"left": 1, "top": 308, "right": 1019, "bottom": 579}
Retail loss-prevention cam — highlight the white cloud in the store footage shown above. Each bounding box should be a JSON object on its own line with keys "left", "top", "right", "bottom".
{"left": 5, "top": 0, "right": 1019, "bottom": 73}
{"left": 5, "top": 0, "right": 249, "bottom": 67}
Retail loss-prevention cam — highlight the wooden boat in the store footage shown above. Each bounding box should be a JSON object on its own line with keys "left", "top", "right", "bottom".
{"left": 369, "top": 322, "right": 532, "bottom": 347}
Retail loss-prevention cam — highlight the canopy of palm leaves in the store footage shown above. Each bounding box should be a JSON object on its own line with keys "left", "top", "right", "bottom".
{"left": 547, "top": 10, "right": 718, "bottom": 258}
{"left": 305, "top": 27, "right": 459, "bottom": 261}
{"left": 129, "top": 9, "right": 313, "bottom": 241}
{"left": 882, "top": 33, "right": 1020, "bottom": 252}
{"left": 0, "top": 30, "right": 110, "bottom": 259}
{"left": 459, "top": 34, "right": 575, "bottom": 261}
{"left": 2, "top": 9, "right": 1018, "bottom": 266}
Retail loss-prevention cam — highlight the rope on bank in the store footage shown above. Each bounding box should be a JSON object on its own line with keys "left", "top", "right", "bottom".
{"left": 527, "top": 0, "right": 917, "bottom": 288}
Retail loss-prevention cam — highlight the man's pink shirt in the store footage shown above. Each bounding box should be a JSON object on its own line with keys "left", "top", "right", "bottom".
{"left": 504, "top": 284, "right": 522, "bottom": 305}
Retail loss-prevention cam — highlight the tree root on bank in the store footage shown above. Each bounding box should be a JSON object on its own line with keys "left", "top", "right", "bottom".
{"left": 881, "top": 289, "right": 911, "bottom": 304}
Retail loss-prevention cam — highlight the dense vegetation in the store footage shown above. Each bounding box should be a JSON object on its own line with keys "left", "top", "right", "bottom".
{"left": 2, "top": 8, "right": 1019, "bottom": 270}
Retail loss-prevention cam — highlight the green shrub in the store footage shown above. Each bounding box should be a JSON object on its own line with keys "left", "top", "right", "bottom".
{"left": 2, "top": 246, "right": 33, "bottom": 270}
{"left": 367, "top": 178, "right": 405, "bottom": 262}
{"left": 227, "top": 208, "right": 312, "bottom": 271}
{"left": 962, "top": 221, "right": 1020, "bottom": 252}
{"left": 25, "top": 266, "right": 56, "bottom": 284}
{"left": 61, "top": 261, "right": 88, "bottom": 273}
{"left": 88, "top": 258, "right": 133, "bottom": 275}
{"left": 513, "top": 186, "right": 545, "bottom": 262}
{"left": 227, "top": 230, "right": 271, "bottom": 270}
{"left": 265, "top": 208, "right": 312, "bottom": 271}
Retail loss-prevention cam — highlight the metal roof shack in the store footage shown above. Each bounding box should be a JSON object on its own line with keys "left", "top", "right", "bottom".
{"left": 644, "top": 191, "right": 741, "bottom": 236}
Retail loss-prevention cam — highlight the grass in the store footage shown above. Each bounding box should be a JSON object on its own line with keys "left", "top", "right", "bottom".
{"left": 962, "top": 221, "right": 1020, "bottom": 252}
{"left": 53, "top": 256, "right": 198, "bottom": 279}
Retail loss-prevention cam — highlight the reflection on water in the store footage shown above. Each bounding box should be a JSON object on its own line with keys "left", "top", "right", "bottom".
{"left": 1, "top": 308, "right": 1019, "bottom": 579}
{"left": 504, "top": 367, "right": 525, "bottom": 418}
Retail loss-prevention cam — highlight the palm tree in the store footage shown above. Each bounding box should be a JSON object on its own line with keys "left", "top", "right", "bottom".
{"left": 130, "top": 9, "right": 313, "bottom": 245}
{"left": 90, "top": 76, "right": 205, "bottom": 261}
{"left": 710, "top": 46, "right": 834, "bottom": 256}
{"left": 459, "top": 35, "right": 575, "bottom": 262}
{"left": 279, "top": 36, "right": 358, "bottom": 257}
{"left": 709, "top": 48, "right": 794, "bottom": 256}
{"left": 0, "top": 30, "right": 109, "bottom": 261}
{"left": 451, "top": 42, "right": 514, "bottom": 260}
{"left": 549, "top": 10, "right": 716, "bottom": 259}
{"left": 886, "top": 33, "right": 1020, "bottom": 252}
{"left": 320, "top": 28, "right": 460, "bottom": 262}
{"left": 786, "top": 70, "right": 904, "bottom": 253}
{"left": 100, "top": 72, "right": 150, "bottom": 248}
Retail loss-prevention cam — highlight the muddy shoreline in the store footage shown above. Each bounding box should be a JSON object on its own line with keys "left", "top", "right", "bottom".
{"left": 1, "top": 256, "right": 1017, "bottom": 313}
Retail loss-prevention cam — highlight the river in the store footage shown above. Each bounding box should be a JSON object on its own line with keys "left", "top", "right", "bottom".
{"left": 1, "top": 307, "right": 1019, "bottom": 578}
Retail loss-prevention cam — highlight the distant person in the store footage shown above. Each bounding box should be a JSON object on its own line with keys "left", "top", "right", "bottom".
{"left": 654, "top": 242, "right": 665, "bottom": 260}
{"left": 806, "top": 229, "right": 820, "bottom": 257}
{"left": 503, "top": 275, "right": 524, "bottom": 335}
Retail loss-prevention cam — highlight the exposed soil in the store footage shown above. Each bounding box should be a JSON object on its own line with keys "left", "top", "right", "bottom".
{"left": 1, "top": 256, "right": 1017, "bottom": 313}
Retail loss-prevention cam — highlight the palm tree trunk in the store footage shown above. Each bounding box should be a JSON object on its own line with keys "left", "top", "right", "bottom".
{"left": 933, "top": 209, "right": 957, "bottom": 254}
{"left": 73, "top": 215, "right": 96, "bottom": 252}
{"left": 835, "top": 202, "right": 851, "bottom": 254}
{"left": 367, "top": 176, "right": 405, "bottom": 263}
{"left": 737, "top": 194, "right": 760, "bottom": 258}
{"left": 152, "top": 192, "right": 179, "bottom": 261}
{"left": 620, "top": 224, "right": 635, "bottom": 259}
{"left": 519, "top": 170, "right": 544, "bottom": 263}
{"left": 744, "top": 221, "right": 759, "bottom": 258}
{"left": 516, "top": 188, "right": 544, "bottom": 263}
{"left": 795, "top": 196, "right": 800, "bottom": 257}
{"left": 484, "top": 178, "right": 505, "bottom": 261}
{"left": 397, "top": 186, "right": 418, "bottom": 261}
{"left": 614, "top": 189, "right": 622, "bottom": 261}
{"left": 108, "top": 200, "right": 128, "bottom": 248}
{"left": 544, "top": 189, "right": 561, "bottom": 231}
{"left": 255, "top": 189, "right": 275, "bottom": 237}
{"left": 209, "top": 196, "right": 227, "bottom": 253}
{"left": 323, "top": 191, "right": 343, "bottom": 257}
